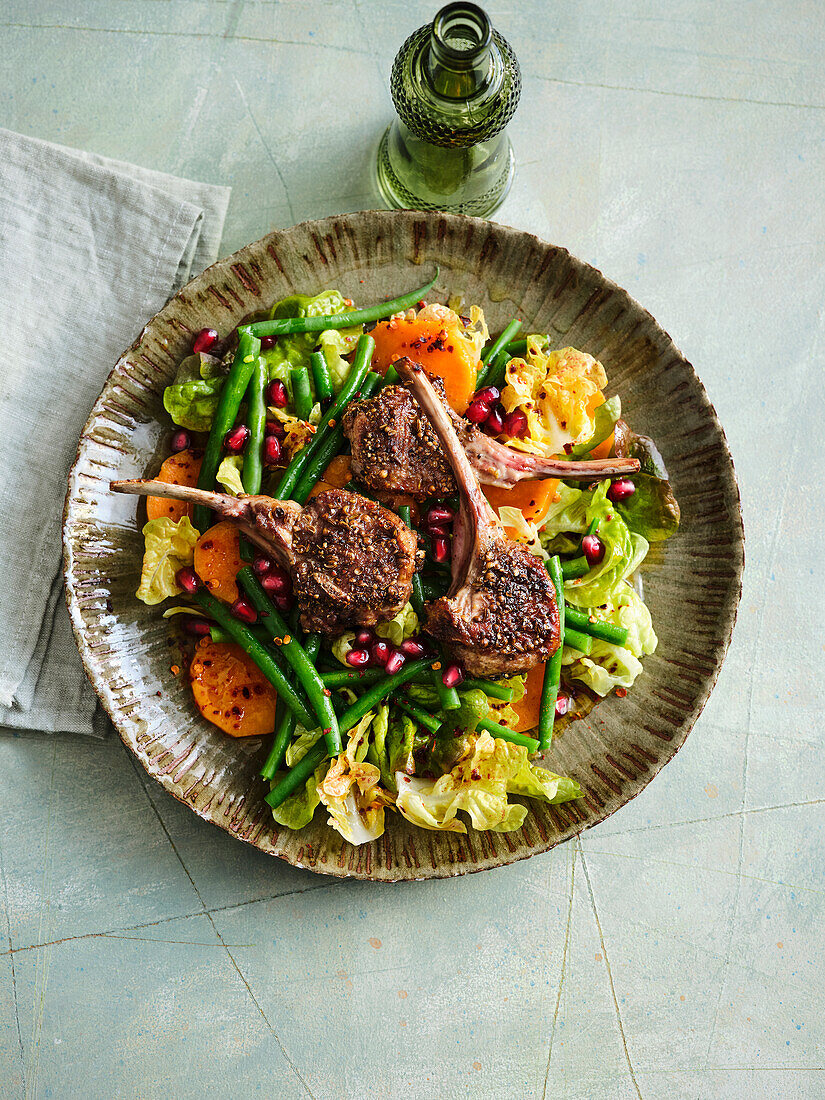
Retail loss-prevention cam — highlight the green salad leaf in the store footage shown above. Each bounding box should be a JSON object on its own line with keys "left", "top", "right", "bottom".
{"left": 375, "top": 603, "right": 419, "bottom": 646}
{"left": 215, "top": 455, "right": 245, "bottom": 496}
{"left": 563, "top": 481, "right": 649, "bottom": 608}
{"left": 269, "top": 765, "right": 324, "bottom": 829}
{"left": 264, "top": 290, "right": 363, "bottom": 397}
{"left": 562, "top": 583, "right": 658, "bottom": 695}
{"left": 570, "top": 395, "right": 621, "bottom": 458}
{"left": 136, "top": 515, "right": 199, "bottom": 605}
{"left": 617, "top": 471, "right": 680, "bottom": 542}
{"left": 162, "top": 353, "right": 226, "bottom": 431}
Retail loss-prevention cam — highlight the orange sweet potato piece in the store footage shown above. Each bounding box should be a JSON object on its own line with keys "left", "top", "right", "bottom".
{"left": 370, "top": 313, "right": 479, "bottom": 413}
{"left": 510, "top": 662, "right": 547, "bottom": 733}
{"left": 483, "top": 478, "right": 561, "bottom": 529}
{"left": 321, "top": 454, "right": 352, "bottom": 488}
{"left": 146, "top": 449, "right": 203, "bottom": 522}
{"left": 190, "top": 638, "right": 277, "bottom": 737}
{"left": 194, "top": 521, "right": 243, "bottom": 603}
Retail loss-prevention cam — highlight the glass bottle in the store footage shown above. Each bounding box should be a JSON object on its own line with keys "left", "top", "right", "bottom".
{"left": 376, "top": 2, "right": 521, "bottom": 218}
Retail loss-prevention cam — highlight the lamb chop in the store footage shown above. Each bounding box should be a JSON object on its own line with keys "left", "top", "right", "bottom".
{"left": 343, "top": 381, "right": 639, "bottom": 502}
{"left": 393, "top": 359, "right": 561, "bottom": 678}
{"left": 110, "top": 481, "right": 417, "bottom": 635}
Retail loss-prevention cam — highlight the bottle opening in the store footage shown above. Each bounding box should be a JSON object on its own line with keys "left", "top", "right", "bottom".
{"left": 431, "top": 2, "right": 492, "bottom": 70}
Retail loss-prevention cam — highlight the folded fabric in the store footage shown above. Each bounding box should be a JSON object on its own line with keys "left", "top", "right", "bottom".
{"left": 0, "top": 128, "right": 230, "bottom": 736}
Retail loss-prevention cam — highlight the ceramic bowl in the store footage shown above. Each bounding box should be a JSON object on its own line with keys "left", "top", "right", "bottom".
{"left": 63, "top": 210, "right": 743, "bottom": 880}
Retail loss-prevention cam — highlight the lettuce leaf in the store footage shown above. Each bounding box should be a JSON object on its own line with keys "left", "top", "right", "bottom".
{"left": 540, "top": 483, "right": 590, "bottom": 538}
{"left": 617, "top": 472, "right": 680, "bottom": 542}
{"left": 264, "top": 290, "right": 362, "bottom": 398}
{"left": 162, "top": 353, "right": 226, "bottom": 431}
{"left": 317, "top": 752, "right": 390, "bottom": 845}
{"left": 136, "top": 516, "right": 199, "bottom": 605}
{"left": 375, "top": 603, "right": 419, "bottom": 646}
{"left": 570, "top": 395, "right": 621, "bottom": 458}
{"left": 215, "top": 455, "right": 245, "bottom": 496}
{"left": 285, "top": 727, "right": 322, "bottom": 767}
{"left": 395, "top": 730, "right": 582, "bottom": 835}
{"left": 563, "top": 481, "right": 649, "bottom": 608}
{"left": 269, "top": 765, "right": 324, "bottom": 829}
{"left": 562, "top": 583, "right": 658, "bottom": 695}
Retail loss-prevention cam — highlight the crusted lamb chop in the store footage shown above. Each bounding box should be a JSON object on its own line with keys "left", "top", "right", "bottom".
{"left": 111, "top": 481, "right": 417, "bottom": 635}
{"left": 393, "top": 359, "right": 561, "bottom": 678}
{"left": 343, "top": 379, "right": 639, "bottom": 501}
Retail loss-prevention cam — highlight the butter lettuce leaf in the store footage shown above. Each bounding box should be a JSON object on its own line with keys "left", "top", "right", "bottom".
{"left": 215, "top": 455, "right": 245, "bottom": 496}
{"left": 570, "top": 395, "right": 621, "bottom": 458}
{"left": 163, "top": 352, "right": 226, "bottom": 431}
{"left": 264, "top": 290, "right": 363, "bottom": 399}
{"left": 269, "top": 764, "right": 324, "bottom": 829}
{"left": 562, "top": 582, "right": 658, "bottom": 695}
{"left": 375, "top": 603, "right": 419, "bottom": 646}
{"left": 563, "top": 481, "right": 649, "bottom": 608}
{"left": 136, "top": 516, "right": 199, "bottom": 605}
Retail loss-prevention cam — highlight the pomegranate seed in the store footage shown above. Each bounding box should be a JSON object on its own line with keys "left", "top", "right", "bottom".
{"left": 384, "top": 650, "right": 406, "bottom": 675}
{"left": 252, "top": 554, "right": 272, "bottom": 577}
{"left": 400, "top": 638, "right": 425, "bottom": 658}
{"left": 426, "top": 504, "right": 455, "bottom": 527}
{"left": 261, "top": 565, "right": 290, "bottom": 595}
{"left": 370, "top": 640, "right": 392, "bottom": 667}
{"left": 223, "top": 424, "right": 249, "bottom": 454}
{"left": 267, "top": 380, "right": 288, "bottom": 408}
{"left": 263, "top": 435, "right": 282, "bottom": 466}
{"left": 174, "top": 566, "right": 200, "bottom": 594}
{"left": 426, "top": 524, "right": 450, "bottom": 540}
{"left": 582, "top": 534, "right": 605, "bottom": 565}
{"left": 502, "top": 409, "right": 529, "bottom": 439}
{"left": 182, "top": 616, "right": 211, "bottom": 638}
{"left": 486, "top": 403, "right": 505, "bottom": 434}
{"left": 355, "top": 628, "right": 374, "bottom": 647}
{"left": 346, "top": 648, "right": 370, "bottom": 667}
{"left": 555, "top": 694, "right": 571, "bottom": 718}
{"left": 474, "top": 385, "right": 501, "bottom": 404}
{"left": 465, "top": 399, "right": 490, "bottom": 425}
{"left": 260, "top": 335, "right": 276, "bottom": 350}
{"left": 274, "top": 592, "right": 293, "bottom": 613}
{"left": 230, "top": 597, "right": 257, "bottom": 624}
{"left": 607, "top": 478, "right": 636, "bottom": 503}
{"left": 431, "top": 535, "right": 451, "bottom": 563}
{"left": 264, "top": 419, "right": 285, "bottom": 438}
{"left": 442, "top": 664, "right": 465, "bottom": 688}
{"left": 170, "top": 428, "right": 190, "bottom": 453}
{"left": 193, "top": 327, "right": 218, "bottom": 354}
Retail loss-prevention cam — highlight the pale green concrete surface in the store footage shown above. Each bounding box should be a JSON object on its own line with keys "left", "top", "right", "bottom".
{"left": 1, "top": 2, "right": 824, "bottom": 1097}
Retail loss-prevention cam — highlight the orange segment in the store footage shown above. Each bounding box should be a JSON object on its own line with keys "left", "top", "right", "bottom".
{"left": 194, "top": 521, "right": 243, "bottom": 603}
{"left": 146, "top": 449, "right": 203, "bottom": 522}
{"left": 190, "top": 638, "right": 277, "bottom": 737}
{"left": 510, "top": 662, "right": 547, "bottom": 733}
{"left": 483, "top": 478, "right": 560, "bottom": 532}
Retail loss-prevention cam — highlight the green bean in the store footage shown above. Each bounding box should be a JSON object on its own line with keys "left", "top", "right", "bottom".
{"left": 431, "top": 649, "right": 461, "bottom": 711}
{"left": 290, "top": 365, "right": 314, "bottom": 421}
{"left": 476, "top": 717, "right": 539, "bottom": 752}
{"left": 538, "top": 556, "right": 565, "bottom": 751}
{"left": 503, "top": 335, "right": 549, "bottom": 359}
{"left": 274, "top": 333, "right": 374, "bottom": 500}
{"left": 310, "top": 350, "right": 334, "bottom": 405}
{"left": 194, "top": 329, "right": 261, "bottom": 531}
{"left": 291, "top": 370, "right": 382, "bottom": 505}
{"left": 485, "top": 345, "right": 516, "bottom": 391}
{"left": 265, "top": 656, "right": 434, "bottom": 809}
{"left": 210, "top": 623, "right": 271, "bottom": 647}
{"left": 563, "top": 626, "right": 593, "bottom": 655}
{"left": 194, "top": 591, "right": 314, "bottom": 729}
{"left": 238, "top": 569, "right": 341, "bottom": 756}
{"left": 562, "top": 556, "right": 590, "bottom": 581}
{"left": 242, "top": 356, "right": 267, "bottom": 495}
{"left": 462, "top": 678, "right": 514, "bottom": 702}
{"left": 260, "top": 634, "right": 320, "bottom": 780}
{"left": 479, "top": 318, "right": 522, "bottom": 366}
{"left": 382, "top": 364, "right": 401, "bottom": 386}
{"left": 564, "top": 606, "right": 628, "bottom": 647}
{"left": 391, "top": 695, "right": 443, "bottom": 735}
{"left": 398, "top": 506, "right": 426, "bottom": 618}
{"left": 320, "top": 668, "right": 385, "bottom": 689}
{"left": 247, "top": 270, "right": 438, "bottom": 339}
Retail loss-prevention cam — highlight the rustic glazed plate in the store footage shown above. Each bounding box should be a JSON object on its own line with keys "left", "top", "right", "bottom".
{"left": 63, "top": 211, "right": 743, "bottom": 881}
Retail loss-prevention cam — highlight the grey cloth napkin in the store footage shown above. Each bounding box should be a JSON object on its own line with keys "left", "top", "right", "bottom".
{"left": 0, "top": 129, "right": 230, "bottom": 736}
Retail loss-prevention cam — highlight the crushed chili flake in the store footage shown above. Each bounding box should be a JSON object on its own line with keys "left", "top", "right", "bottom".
{"left": 615, "top": 687, "right": 628, "bottom": 697}
{"left": 170, "top": 664, "right": 180, "bottom": 675}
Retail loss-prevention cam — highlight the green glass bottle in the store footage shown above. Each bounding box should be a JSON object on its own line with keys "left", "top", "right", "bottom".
{"left": 376, "top": 2, "right": 521, "bottom": 217}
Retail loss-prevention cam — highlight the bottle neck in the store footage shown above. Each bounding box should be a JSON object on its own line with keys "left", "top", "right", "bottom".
{"left": 424, "top": 2, "right": 494, "bottom": 100}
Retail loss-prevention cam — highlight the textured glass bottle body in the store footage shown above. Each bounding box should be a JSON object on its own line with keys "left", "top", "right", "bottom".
{"left": 376, "top": 6, "right": 521, "bottom": 218}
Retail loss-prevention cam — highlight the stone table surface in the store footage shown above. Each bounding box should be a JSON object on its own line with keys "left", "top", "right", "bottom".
{"left": 2, "top": 2, "right": 824, "bottom": 1098}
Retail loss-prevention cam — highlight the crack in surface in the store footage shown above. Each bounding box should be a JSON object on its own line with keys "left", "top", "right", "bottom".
{"left": 542, "top": 843, "right": 575, "bottom": 1100}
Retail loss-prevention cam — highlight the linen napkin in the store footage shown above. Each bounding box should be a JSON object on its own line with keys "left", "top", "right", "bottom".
{"left": 0, "top": 129, "right": 231, "bottom": 737}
